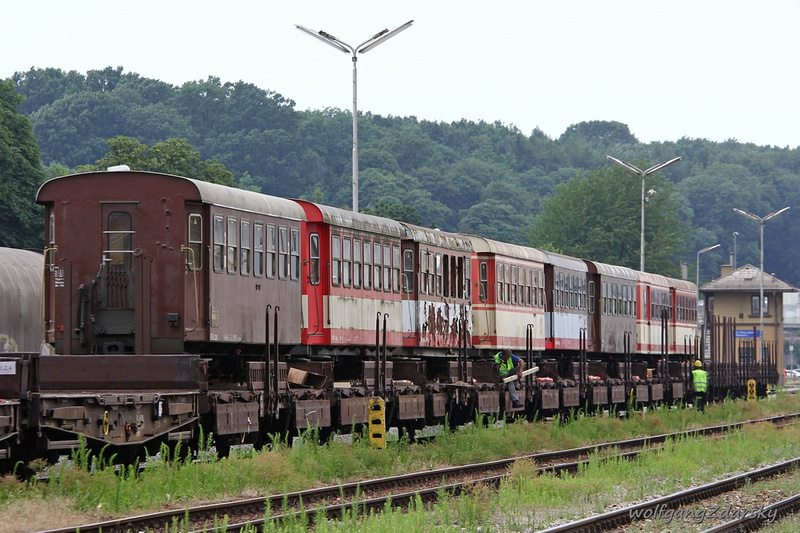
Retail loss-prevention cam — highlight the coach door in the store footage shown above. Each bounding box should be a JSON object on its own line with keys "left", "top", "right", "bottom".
{"left": 95, "top": 203, "right": 141, "bottom": 352}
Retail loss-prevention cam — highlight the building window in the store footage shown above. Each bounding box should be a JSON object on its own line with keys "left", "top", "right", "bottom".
{"left": 752, "top": 295, "right": 770, "bottom": 315}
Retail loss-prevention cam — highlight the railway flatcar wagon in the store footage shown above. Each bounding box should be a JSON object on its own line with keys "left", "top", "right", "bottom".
{"left": 399, "top": 223, "right": 473, "bottom": 352}
{"left": 467, "top": 236, "right": 547, "bottom": 354}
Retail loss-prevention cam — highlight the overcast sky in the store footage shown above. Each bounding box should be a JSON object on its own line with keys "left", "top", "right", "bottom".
{"left": 5, "top": 1, "right": 799, "bottom": 148}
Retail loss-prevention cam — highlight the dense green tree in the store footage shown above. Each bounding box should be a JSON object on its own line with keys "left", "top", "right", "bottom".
{"left": 81, "top": 136, "right": 236, "bottom": 186}
{"left": 7, "top": 66, "right": 800, "bottom": 283}
{"left": 528, "top": 164, "right": 691, "bottom": 277}
{"left": 0, "top": 80, "right": 45, "bottom": 248}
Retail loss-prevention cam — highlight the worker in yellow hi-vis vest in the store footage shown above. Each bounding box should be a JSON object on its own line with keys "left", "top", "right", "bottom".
{"left": 495, "top": 349, "right": 524, "bottom": 408}
{"left": 692, "top": 359, "right": 708, "bottom": 412}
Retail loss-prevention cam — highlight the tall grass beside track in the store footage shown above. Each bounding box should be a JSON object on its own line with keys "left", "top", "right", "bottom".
{"left": 0, "top": 393, "right": 799, "bottom": 532}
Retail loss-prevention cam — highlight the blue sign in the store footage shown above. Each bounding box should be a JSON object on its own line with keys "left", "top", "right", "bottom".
{"left": 735, "top": 330, "right": 762, "bottom": 338}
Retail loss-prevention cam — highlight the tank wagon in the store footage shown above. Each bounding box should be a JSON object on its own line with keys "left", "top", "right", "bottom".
{"left": 0, "top": 168, "right": 767, "bottom": 466}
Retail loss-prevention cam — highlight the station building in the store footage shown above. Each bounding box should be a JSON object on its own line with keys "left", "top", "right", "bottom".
{"left": 700, "top": 263, "right": 796, "bottom": 386}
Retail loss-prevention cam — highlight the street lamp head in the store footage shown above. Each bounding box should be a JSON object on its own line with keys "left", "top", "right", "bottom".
{"left": 358, "top": 20, "right": 414, "bottom": 54}
{"left": 295, "top": 24, "right": 352, "bottom": 54}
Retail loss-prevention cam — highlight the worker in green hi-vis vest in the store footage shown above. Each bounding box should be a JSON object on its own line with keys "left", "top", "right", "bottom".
{"left": 692, "top": 359, "right": 708, "bottom": 412}
{"left": 494, "top": 348, "right": 524, "bottom": 408}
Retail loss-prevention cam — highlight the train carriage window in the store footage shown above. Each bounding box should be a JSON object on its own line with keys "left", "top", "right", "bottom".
{"left": 240, "top": 220, "right": 251, "bottom": 276}
{"left": 254, "top": 223, "right": 264, "bottom": 277}
{"left": 107, "top": 211, "right": 132, "bottom": 268}
{"left": 383, "top": 243, "right": 392, "bottom": 293}
{"left": 342, "top": 236, "right": 351, "bottom": 287}
{"left": 420, "top": 250, "right": 429, "bottom": 294}
{"left": 353, "top": 238, "right": 362, "bottom": 288}
{"left": 331, "top": 234, "right": 341, "bottom": 286}
{"left": 363, "top": 240, "right": 372, "bottom": 290}
{"left": 479, "top": 261, "right": 488, "bottom": 303}
{"left": 458, "top": 256, "right": 465, "bottom": 299}
{"left": 403, "top": 249, "right": 414, "bottom": 293}
{"left": 435, "top": 253, "right": 443, "bottom": 296}
{"left": 187, "top": 214, "right": 203, "bottom": 271}
{"left": 227, "top": 217, "right": 238, "bottom": 274}
{"left": 450, "top": 256, "right": 457, "bottom": 298}
{"left": 443, "top": 254, "right": 450, "bottom": 297}
{"left": 393, "top": 245, "right": 401, "bottom": 293}
{"left": 497, "top": 263, "right": 504, "bottom": 303}
{"left": 213, "top": 215, "right": 225, "bottom": 272}
{"left": 266, "top": 224, "right": 276, "bottom": 278}
{"left": 464, "top": 257, "right": 471, "bottom": 299}
{"left": 538, "top": 271, "right": 544, "bottom": 307}
{"left": 279, "top": 226, "right": 289, "bottom": 280}
{"left": 510, "top": 265, "right": 517, "bottom": 305}
{"left": 505, "top": 264, "right": 512, "bottom": 304}
{"left": 581, "top": 278, "right": 587, "bottom": 310}
{"left": 588, "top": 280, "right": 595, "bottom": 314}
{"left": 602, "top": 282, "right": 607, "bottom": 314}
{"left": 309, "top": 233, "right": 320, "bottom": 285}
{"left": 290, "top": 228, "right": 300, "bottom": 281}
{"left": 49, "top": 213, "right": 56, "bottom": 266}
{"left": 373, "top": 241, "right": 382, "bottom": 291}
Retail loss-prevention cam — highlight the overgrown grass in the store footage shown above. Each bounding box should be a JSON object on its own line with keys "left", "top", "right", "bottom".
{"left": 0, "top": 393, "right": 798, "bottom": 532}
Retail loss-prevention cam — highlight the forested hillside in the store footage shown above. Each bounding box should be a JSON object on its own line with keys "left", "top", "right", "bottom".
{"left": 6, "top": 66, "right": 800, "bottom": 286}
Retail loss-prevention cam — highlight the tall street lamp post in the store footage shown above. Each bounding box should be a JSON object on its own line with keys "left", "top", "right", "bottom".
{"left": 606, "top": 156, "right": 681, "bottom": 272}
{"left": 296, "top": 20, "right": 414, "bottom": 213}
{"left": 733, "top": 231, "right": 739, "bottom": 270}
{"left": 696, "top": 243, "right": 720, "bottom": 292}
{"left": 733, "top": 206, "right": 790, "bottom": 359}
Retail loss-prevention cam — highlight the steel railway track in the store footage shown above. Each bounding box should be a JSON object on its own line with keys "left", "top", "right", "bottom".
{"left": 38, "top": 413, "right": 800, "bottom": 533}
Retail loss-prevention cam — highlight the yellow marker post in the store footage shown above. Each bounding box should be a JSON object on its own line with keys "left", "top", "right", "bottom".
{"left": 747, "top": 379, "right": 757, "bottom": 400}
{"left": 368, "top": 397, "right": 386, "bottom": 448}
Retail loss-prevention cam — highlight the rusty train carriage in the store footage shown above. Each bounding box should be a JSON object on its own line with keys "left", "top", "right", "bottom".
{"left": 399, "top": 223, "right": 473, "bottom": 352}
{"left": 0, "top": 169, "right": 766, "bottom": 465}
{"left": 468, "top": 235, "right": 547, "bottom": 353}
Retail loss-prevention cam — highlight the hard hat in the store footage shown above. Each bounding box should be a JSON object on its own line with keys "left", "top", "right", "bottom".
{"left": 694, "top": 360, "right": 702, "bottom": 368}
